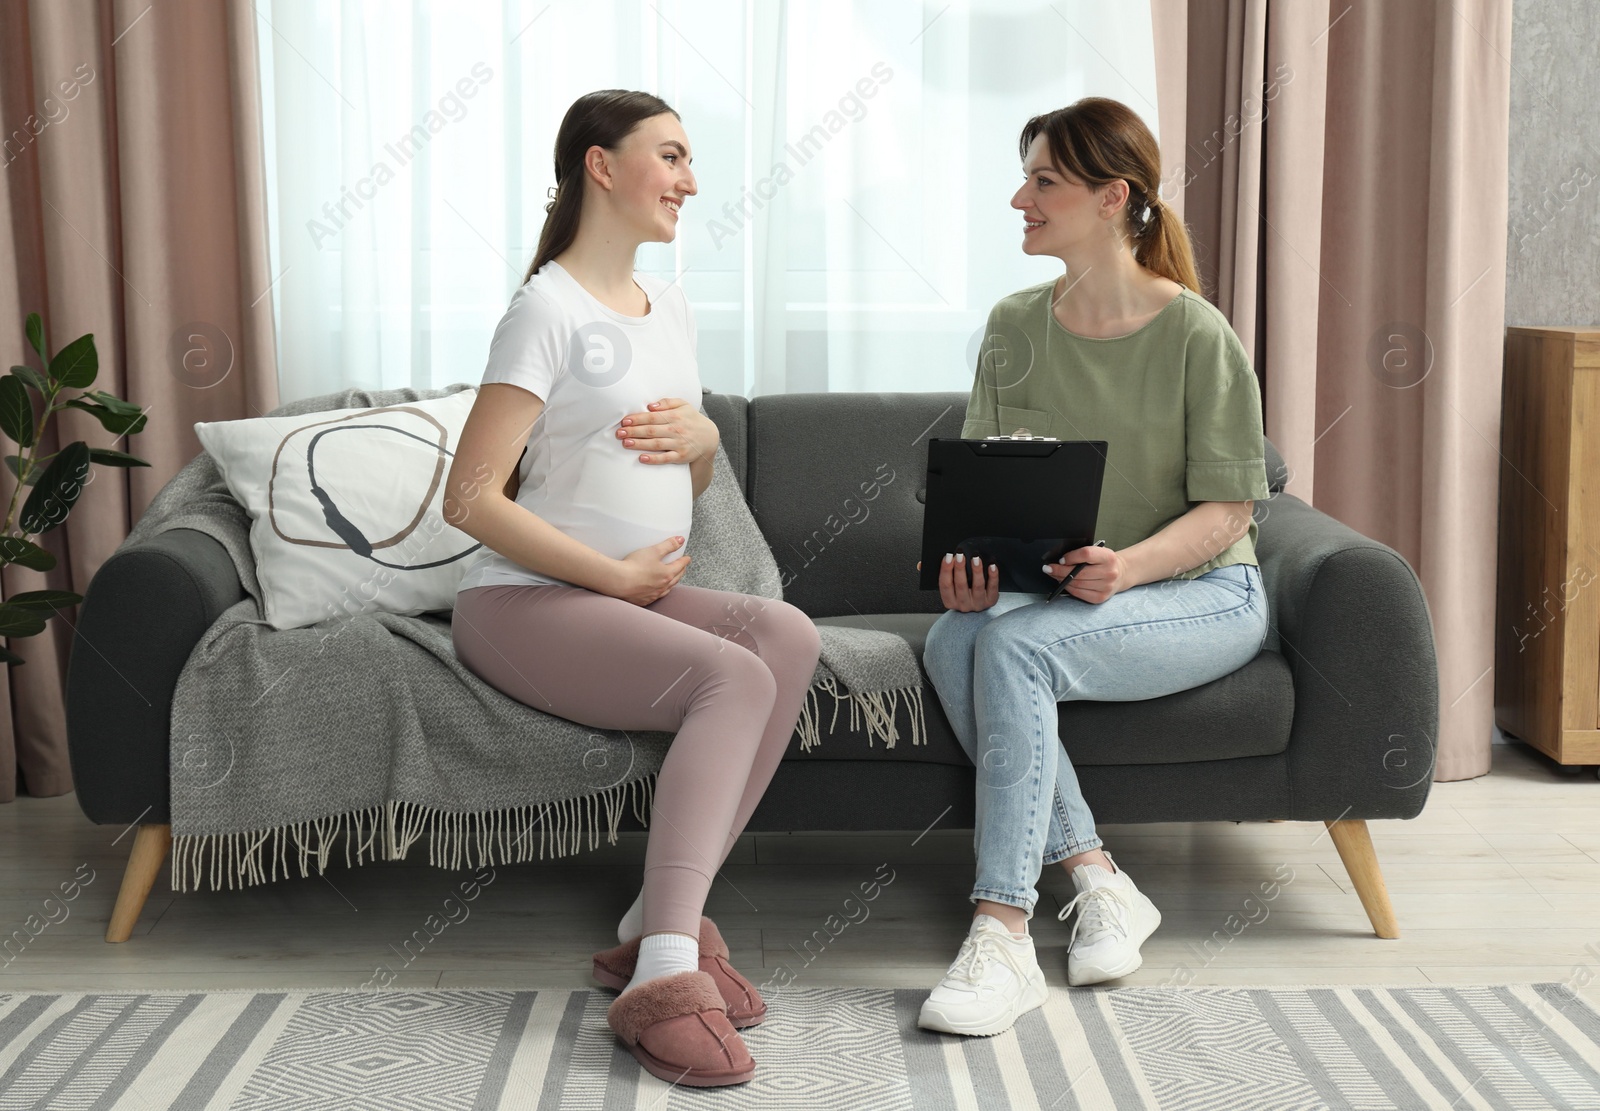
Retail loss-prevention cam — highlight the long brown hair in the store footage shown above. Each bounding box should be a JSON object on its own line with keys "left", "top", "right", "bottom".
{"left": 1018, "top": 97, "right": 1201, "bottom": 295}
{"left": 523, "top": 90, "right": 681, "bottom": 284}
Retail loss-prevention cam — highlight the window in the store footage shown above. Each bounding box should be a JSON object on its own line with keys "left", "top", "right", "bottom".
{"left": 256, "top": 0, "right": 1160, "bottom": 400}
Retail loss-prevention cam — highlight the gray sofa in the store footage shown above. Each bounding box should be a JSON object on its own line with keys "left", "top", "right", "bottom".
{"left": 66, "top": 386, "right": 1439, "bottom": 943}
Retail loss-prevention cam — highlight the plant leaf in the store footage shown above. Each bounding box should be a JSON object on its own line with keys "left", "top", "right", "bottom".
{"left": 3, "top": 589, "right": 81, "bottom": 611}
{"left": 48, "top": 334, "right": 98, "bottom": 389}
{"left": 0, "top": 536, "right": 55, "bottom": 571}
{"left": 0, "top": 603, "right": 47, "bottom": 638}
{"left": 63, "top": 398, "right": 147, "bottom": 437}
{"left": 10, "top": 365, "right": 52, "bottom": 396}
{"left": 87, "top": 447, "right": 150, "bottom": 468}
{"left": 82, "top": 390, "right": 142, "bottom": 415}
{"left": 0, "top": 646, "right": 25, "bottom": 667}
{"left": 5, "top": 453, "right": 53, "bottom": 485}
{"left": 24, "top": 313, "right": 44, "bottom": 361}
{"left": 19, "top": 440, "right": 91, "bottom": 535}
{"left": 0, "top": 376, "right": 34, "bottom": 447}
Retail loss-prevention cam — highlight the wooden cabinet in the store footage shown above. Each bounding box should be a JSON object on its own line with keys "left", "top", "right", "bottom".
{"left": 1495, "top": 326, "right": 1600, "bottom": 765}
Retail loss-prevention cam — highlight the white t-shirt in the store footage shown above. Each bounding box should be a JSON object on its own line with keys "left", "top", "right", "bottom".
{"left": 455, "top": 260, "right": 701, "bottom": 592}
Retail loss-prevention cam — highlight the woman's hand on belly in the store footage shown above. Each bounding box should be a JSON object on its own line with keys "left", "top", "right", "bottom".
{"left": 600, "top": 534, "right": 693, "bottom": 606}
{"left": 615, "top": 396, "right": 719, "bottom": 465}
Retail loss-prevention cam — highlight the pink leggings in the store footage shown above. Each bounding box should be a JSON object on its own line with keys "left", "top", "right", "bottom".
{"left": 451, "top": 582, "right": 821, "bottom": 938}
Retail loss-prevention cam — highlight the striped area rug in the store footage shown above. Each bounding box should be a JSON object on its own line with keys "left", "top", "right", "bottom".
{"left": 3, "top": 983, "right": 1599, "bottom": 1109}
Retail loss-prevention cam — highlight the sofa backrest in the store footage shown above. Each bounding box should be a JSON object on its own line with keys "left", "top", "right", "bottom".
{"left": 319, "top": 384, "right": 1282, "bottom": 620}
{"left": 746, "top": 391, "right": 962, "bottom": 618}
{"left": 700, "top": 386, "right": 1289, "bottom": 620}
{"left": 247, "top": 384, "right": 1281, "bottom": 621}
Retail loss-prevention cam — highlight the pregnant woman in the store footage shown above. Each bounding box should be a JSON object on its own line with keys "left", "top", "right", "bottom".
{"left": 446, "top": 90, "right": 820, "bottom": 1087}
{"left": 915, "top": 97, "right": 1271, "bottom": 1037}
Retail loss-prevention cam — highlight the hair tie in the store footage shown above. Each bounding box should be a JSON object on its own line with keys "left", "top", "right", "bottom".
{"left": 1134, "top": 190, "right": 1160, "bottom": 232}
{"left": 547, "top": 184, "right": 558, "bottom": 200}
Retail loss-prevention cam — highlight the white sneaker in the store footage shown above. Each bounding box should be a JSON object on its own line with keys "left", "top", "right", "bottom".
{"left": 1057, "top": 854, "right": 1161, "bottom": 986}
{"left": 917, "top": 914, "right": 1050, "bottom": 1037}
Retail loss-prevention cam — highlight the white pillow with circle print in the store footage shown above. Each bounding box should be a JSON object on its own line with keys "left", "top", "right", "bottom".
{"left": 194, "top": 389, "right": 492, "bottom": 630}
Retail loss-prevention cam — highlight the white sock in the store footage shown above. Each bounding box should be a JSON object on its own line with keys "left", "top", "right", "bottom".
{"left": 617, "top": 888, "right": 644, "bottom": 945}
{"left": 622, "top": 932, "right": 699, "bottom": 994}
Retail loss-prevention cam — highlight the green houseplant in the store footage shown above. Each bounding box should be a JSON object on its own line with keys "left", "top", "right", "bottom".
{"left": 0, "top": 311, "right": 149, "bottom": 666}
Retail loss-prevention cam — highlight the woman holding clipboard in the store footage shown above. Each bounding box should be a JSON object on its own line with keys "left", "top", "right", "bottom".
{"left": 915, "top": 97, "right": 1271, "bottom": 1037}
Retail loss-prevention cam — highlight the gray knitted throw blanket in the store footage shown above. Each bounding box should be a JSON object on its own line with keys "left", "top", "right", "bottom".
{"left": 125, "top": 384, "right": 926, "bottom": 892}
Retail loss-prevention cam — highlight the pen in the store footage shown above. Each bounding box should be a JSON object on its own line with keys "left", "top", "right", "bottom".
{"left": 1044, "top": 540, "right": 1106, "bottom": 603}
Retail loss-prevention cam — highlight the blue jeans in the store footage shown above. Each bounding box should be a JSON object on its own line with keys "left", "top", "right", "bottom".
{"left": 921, "top": 561, "right": 1270, "bottom": 919}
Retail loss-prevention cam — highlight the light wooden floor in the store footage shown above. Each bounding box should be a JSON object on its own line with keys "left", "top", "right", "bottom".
{"left": 3, "top": 743, "right": 1597, "bottom": 1006}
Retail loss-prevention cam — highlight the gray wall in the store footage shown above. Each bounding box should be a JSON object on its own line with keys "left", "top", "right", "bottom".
{"left": 1505, "top": 0, "right": 1600, "bottom": 326}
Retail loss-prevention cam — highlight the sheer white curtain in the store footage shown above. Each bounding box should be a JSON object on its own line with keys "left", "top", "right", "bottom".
{"left": 255, "top": 0, "right": 1159, "bottom": 403}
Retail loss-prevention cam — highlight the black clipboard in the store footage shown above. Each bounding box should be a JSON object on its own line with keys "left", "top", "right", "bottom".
{"left": 918, "top": 437, "right": 1107, "bottom": 594}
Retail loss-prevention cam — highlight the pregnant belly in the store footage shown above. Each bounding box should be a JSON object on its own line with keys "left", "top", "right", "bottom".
{"left": 558, "top": 452, "right": 693, "bottom": 561}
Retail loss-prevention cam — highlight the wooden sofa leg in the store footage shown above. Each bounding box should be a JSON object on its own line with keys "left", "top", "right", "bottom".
{"left": 1325, "top": 819, "right": 1399, "bottom": 939}
{"left": 106, "top": 824, "right": 172, "bottom": 943}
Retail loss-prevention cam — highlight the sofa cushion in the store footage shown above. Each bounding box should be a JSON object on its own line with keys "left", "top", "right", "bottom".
{"left": 748, "top": 392, "right": 962, "bottom": 620}
{"left": 805, "top": 614, "right": 1295, "bottom": 767}
{"left": 1056, "top": 648, "right": 1295, "bottom": 765}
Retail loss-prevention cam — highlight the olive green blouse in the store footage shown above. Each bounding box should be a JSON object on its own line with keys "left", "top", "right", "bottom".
{"left": 960, "top": 283, "right": 1270, "bottom": 582}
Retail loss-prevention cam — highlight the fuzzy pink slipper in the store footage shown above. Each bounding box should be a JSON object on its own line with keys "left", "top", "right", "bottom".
{"left": 592, "top": 917, "right": 767, "bottom": 1027}
{"left": 606, "top": 969, "right": 756, "bottom": 1087}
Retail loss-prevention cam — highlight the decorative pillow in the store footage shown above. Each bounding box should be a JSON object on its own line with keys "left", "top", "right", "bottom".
{"left": 194, "top": 389, "right": 490, "bottom": 630}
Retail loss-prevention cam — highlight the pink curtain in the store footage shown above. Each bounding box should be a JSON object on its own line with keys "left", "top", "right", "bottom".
{"left": 1152, "top": 0, "right": 1512, "bottom": 780}
{"left": 0, "top": 0, "right": 280, "bottom": 802}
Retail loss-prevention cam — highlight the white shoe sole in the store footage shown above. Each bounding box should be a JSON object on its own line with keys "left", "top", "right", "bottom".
{"left": 1067, "top": 897, "right": 1162, "bottom": 987}
{"left": 917, "top": 975, "right": 1050, "bottom": 1037}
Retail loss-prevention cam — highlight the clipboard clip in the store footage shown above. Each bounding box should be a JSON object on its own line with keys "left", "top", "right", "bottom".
{"left": 985, "top": 427, "right": 1058, "bottom": 441}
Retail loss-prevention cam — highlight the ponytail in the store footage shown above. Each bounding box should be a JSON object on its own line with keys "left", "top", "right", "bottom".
{"left": 1129, "top": 192, "right": 1201, "bottom": 296}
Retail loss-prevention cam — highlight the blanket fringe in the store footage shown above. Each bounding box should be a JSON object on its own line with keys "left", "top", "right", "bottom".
{"left": 795, "top": 679, "right": 927, "bottom": 753}
{"left": 170, "top": 775, "right": 659, "bottom": 893}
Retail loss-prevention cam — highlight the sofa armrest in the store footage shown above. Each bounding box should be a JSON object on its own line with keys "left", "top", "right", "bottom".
{"left": 65, "top": 527, "right": 246, "bottom": 826}
{"left": 1251, "top": 493, "right": 1440, "bottom": 821}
